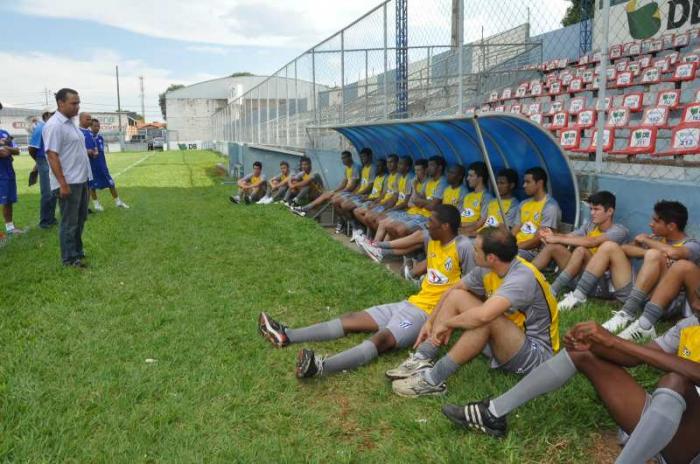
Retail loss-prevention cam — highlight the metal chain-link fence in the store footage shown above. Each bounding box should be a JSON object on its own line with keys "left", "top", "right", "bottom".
{"left": 210, "top": 0, "right": 700, "bottom": 182}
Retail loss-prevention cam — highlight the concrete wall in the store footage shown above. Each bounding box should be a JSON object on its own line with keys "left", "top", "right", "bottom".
{"left": 166, "top": 98, "right": 227, "bottom": 141}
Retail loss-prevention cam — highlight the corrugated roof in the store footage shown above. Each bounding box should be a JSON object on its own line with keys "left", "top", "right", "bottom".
{"left": 0, "top": 107, "right": 42, "bottom": 117}
{"left": 166, "top": 76, "right": 267, "bottom": 100}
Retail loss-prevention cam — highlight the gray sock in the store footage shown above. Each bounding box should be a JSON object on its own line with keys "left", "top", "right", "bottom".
{"left": 415, "top": 341, "right": 439, "bottom": 361}
{"left": 576, "top": 271, "right": 600, "bottom": 297}
{"left": 286, "top": 319, "right": 344, "bottom": 343}
{"left": 489, "top": 350, "right": 577, "bottom": 417}
{"left": 322, "top": 340, "right": 378, "bottom": 375}
{"left": 615, "top": 388, "right": 686, "bottom": 464}
{"left": 620, "top": 287, "right": 648, "bottom": 318}
{"left": 639, "top": 302, "right": 664, "bottom": 330}
{"left": 551, "top": 271, "right": 574, "bottom": 295}
{"left": 425, "top": 354, "right": 460, "bottom": 385}
{"left": 376, "top": 241, "right": 392, "bottom": 249}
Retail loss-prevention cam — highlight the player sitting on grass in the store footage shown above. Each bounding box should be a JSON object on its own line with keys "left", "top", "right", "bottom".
{"left": 258, "top": 205, "right": 476, "bottom": 379}
{"left": 230, "top": 161, "right": 266, "bottom": 204}
{"left": 372, "top": 158, "right": 426, "bottom": 244}
{"left": 512, "top": 167, "right": 561, "bottom": 262}
{"left": 350, "top": 158, "right": 390, "bottom": 240}
{"left": 352, "top": 154, "right": 400, "bottom": 239}
{"left": 88, "top": 119, "right": 129, "bottom": 210}
{"left": 459, "top": 162, "right": 493, "bottom": 237}
{"left": 257, "top": 161, "right": 293, "bottom": 204}
{"left": 283, "top": 156, "right": 324, "bottom": 207}
{"left": 531, "top": 191, "right": 629, "bottom": 295}
{"left": 480, "top": 168, "right": 520, "bottom": 230}
{"left": 291, "top": 150, "right": 359, "bottom": 226}
{"left": 359, "top": 163, "right": 462, "bottom": 263}
{"left": 389, "top": 227, "right": 559, "bottom": 397}
{"left": 336, "top": 148, "right": 376, "bottom": 234}
{"left": 442, "top": 317, "right": 700, "bottom": 464}
{"left": 558, "top": 201, "right": 700, "bottom": 341}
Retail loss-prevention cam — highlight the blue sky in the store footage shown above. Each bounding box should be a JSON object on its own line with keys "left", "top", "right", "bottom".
{"left": 0, "top": 0, "right": 381, "bottom": 121}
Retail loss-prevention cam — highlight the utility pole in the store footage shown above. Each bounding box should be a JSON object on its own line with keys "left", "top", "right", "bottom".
{"left": 139, "top": 75, "right": 145, "bottom": 122}
{"left": 116, "top": 66, "right": 123, "bottom": 132}
{"left": 44, "top": 88, "right": 50, "bottom": 106}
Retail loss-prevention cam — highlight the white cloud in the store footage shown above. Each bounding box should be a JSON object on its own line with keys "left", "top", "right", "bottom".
{"left": 13, "top": 0, "right": 383, "bottom": 48}
{"left": 185, "top": 45, "right": 229, "bottom": 55}
{"left": 0, "top": 50, "right": 217, "bottom": 121}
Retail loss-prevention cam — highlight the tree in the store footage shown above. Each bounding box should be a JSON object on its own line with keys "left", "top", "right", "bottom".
{"left": 230, "top": 72, "right": 254, "bottom": 78}
{"left": 158, "top": 84, "right": 185, "bottom": 120}
{"left": 562, "top": 0, "right": 594, "bottom": 27}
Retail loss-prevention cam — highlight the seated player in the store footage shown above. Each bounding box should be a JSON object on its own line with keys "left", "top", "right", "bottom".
{"left": 230, "top": 161, "right": 266, "bottom": 204}
{"left": 442, "top": 318, "right": 700, "bottom": 464}
{"left": 353, "top": 154, "right": 401, "bottom": 238}
{"left": 359, "top": 161, "right": 460, "bottom": 263}
{"left": 390, "top": 227, "right": 559, "bottom": 397}
{"left": 88, "top": 119, "right": 129, "bottom": 210}
{"left": 257, "top": 161, "right": 293, "bottom": 204}
{"left": 291, "top": 150, "right": 359, "bottom": 222}
{"left": 351, "top": 158, "right": 390, "bottom": 240}
{"left": 337, "top": 148, "right": 376, "bottom": 234}
{"left": 372, "top": 158, "right": 425, "bottom": 244}
{"left": 480, "top": 168, "right": 520, "bottom": 230}
{"left": 532, "top": 191, "right": 629, "bottom": 295}
{"left": 559, "top": 201, "right": 699, "bottom": 339}
{"left": 459, "top": 161, "right": 493, "bottom": 237}
{"left": 283, "top": 156, "right": 324, "bottom": 207}
{"left": 258, "top": 205, "right": 476, "bottom": 379}
{"left": 382, "top": 155, "right": 447, "bottom": 239}
{"left": 512, "top": 167, "right": 561, "bottom": 261}
{"left": 0, "top": 129, "right": 22, "bottom": 234}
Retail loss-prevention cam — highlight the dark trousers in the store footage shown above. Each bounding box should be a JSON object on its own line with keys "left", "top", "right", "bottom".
{"left": 56, "top": 182, "right": 89, "bottom": 264}
{"left": 37, "top": 157, "right": 58, "bottom": 228}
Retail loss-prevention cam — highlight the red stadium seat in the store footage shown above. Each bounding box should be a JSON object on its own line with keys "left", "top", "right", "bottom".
{"left": 530, "top": 82, "right": 544, "bottom": 97}
{"left": 610, "top": 44, "right": 623, "bottom": 60}
{"left": 510, "top": 104, "right": 522, "bottom": 114}
{"left": 501, "top": 87, "right": 513, "bottom": 100}
{"left": 488, "top": 91, "right": 499, "bottom": 103}
{"left": 656, "top": 89, "right": 681, "bottom": 109}
{"left": 609, "top": 127, "right": 658, "bottom": 156}
{"left": 668, "top": 62, "right": 697, "bottom": 82}
{"left": 529, "top": 113, "right": 543, "bottom": 125}
{"left": 548, "top": 100, "right": 565, "bottom": 115}
{"left": 654, "top": 58, "right": 671, "bottom": 73}
{"left": 683, "top": 53, "right": 700, "bottom": 64}
{"left": 680, "top": 103, "right": 700, "bottom": 125}
{"left": 549, "top": 81, "right": 563, "bottom": 96}
{"left": 572, "top": 109, "right": 596, "bottom": 129}
{"left": 559, "top": 129, "right": 581, "bottom": 150}
{"left": 639, "top": 55, "right": 652, "bottom": 68}
{"left": 606, "top": 107, "right": 631, "bottom": 128}
{"left": 655, "top": 125, "right": 700, "bottom": 156}
{"left": 568, "top": 96, "right": 586, "bottom": 115}
{"left": 674, "top": 32, "right": 690, "bottom": 48}
{"left": 616, "top": 71, "right": 635, "bottom": 87}
{"left": 638, "top": 106, "right": 670, "bottom": 128}
{"left": 573, "top": 128, "right": 615, "bottom": 153}
{"left": 494, "top": 105, "right": 505, "bottom": 112}
{"left": 526, "top": 102, "right": 541, "bottom": 115}
{"left": 622, "top": 92, "right": 644, "bottom": 112}
{"left": 640, "top": 67, "right": 661, "bottom": 85}
{"left": 627, "top": 42, "right": 641, "bottom": 56}
{"left": 515, "top": 83, "right": 529, "bottom": 98}
{"left": 569, "top": 77, "right": 584, "bottom": 93}
{"left": 582, "top": 68, "right": 595, "bottom": 85}
{"left": 627, "top": 61, "right": 641, "bottom": 75}
{"left": 550, "top": 111, "right": 569, "bottom": 130}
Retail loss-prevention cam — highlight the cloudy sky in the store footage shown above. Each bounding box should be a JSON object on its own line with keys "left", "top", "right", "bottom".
{"left": 0, "top": 0, "right": 382, "bottom": 121}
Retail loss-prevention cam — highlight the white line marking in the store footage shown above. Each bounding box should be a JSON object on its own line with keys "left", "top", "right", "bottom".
{"left": 112, "top": 153, "right": 155, "bottom": 179}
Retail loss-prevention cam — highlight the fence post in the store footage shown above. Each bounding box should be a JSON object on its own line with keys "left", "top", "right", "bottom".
{"left": 295, "top": 59, "right": 299, "bottom": 147}
{"left": 365, "top": 49, "right": 369, "bottom": 119}
{"left": 595, "top": 0, "right": 611, "bottom": 173}
{"left": 286, "top": 66, "right": 290, "bottom": 146}
{"left": 383, "top": 2, "right": 389, "bottom": 118}
{"left": 341, "top": 29, "right": 345, "bottom": 124}
{"left": 457, "top": 0, "right": 465, "bottom": 114}
{"left": 312, "top": 51, "right": 318, "bottom": 125}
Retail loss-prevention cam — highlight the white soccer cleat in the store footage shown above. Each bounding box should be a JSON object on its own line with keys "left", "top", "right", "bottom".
{"left": 602, "top": 311, "right": 635, "bottom": 334}
{"left": 93, "top": 202, "right": 104, "bottom": 212}
{"left": 115, "top": 199, "right": 129, "bottom": 209}
{"left": 557, "top": 291, "right": 586, "bottom": 312}
{"left": 385, "top": 353, "right": 434, "bottom": 380}
{"left": 350, "top": 228, "right": 364, "bottom": 243}
{"left": 618, "top": 319, "right": 657, "bottom": 342}
{"left": 391, "top": 371, "right": 446, "bottom": 397}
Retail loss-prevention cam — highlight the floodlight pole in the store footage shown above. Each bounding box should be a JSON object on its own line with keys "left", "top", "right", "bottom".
{"left": 594, "top": 0, "right": 611, "bottom": 173}
{"left": 473, "top": 115, "right": 507, "bottom": 226}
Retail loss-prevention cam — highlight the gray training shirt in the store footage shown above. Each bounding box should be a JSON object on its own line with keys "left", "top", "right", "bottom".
{"left": 422, "top": 231, "right": 477, "bottom": 276}
{"left": 571, "top": 221, "right": 629, "bottom": 244}
{"left": 463, "top": 259, "right": 556, "bottom": 353}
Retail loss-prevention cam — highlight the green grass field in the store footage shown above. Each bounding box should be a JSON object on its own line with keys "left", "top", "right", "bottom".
{"left": 0, "top": 150, "right": 663, "bottom": 462}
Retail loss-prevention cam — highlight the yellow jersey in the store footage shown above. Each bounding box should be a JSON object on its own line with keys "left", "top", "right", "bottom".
{"left": 461, "top": 191, "right": 489, "bottom": 224}
{"left": 678, "top": 325, "right": 700, "bottom": 362}
{"left": 442, "top": 185, "right": 464, "bottom": 207}
{"left": 368, "top": 175, "right": 386, "bottom": 201}
{"left": 396, "top": 174, "right": 413, "bottom": 207}
{"left": 481, "top": 198, "right": 516, "bottom": 229}
{"left": 405, "top": 178, "right": 427, "bottom": 215}
{"left": 408, "top": 177, "right": 445, "bottom": 217}
{"left": 379, "top": 173, "right": 399, "bottom": 204}
{"left": 515, "top": 196, "right": 559, "bottom": 245}
{"left": 357, "top": 164, "right": 375, "bottom": 194}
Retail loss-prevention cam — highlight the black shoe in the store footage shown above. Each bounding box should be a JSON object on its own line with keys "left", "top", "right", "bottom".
{"left": 64, "top": 259, "right": 88, "bottom": 269}
{"left": 88, "top": 208, "right": 94, "bottom": 214}
{"left": 441, "top": 400, "right": 507, "bottom": 438}
{"left": 258, "top": 312, "right": 289, "bottom": 348}
{"left": 229, "top": 195, "right": 240, "bottom": 204}
{"left": 296, "top": 348, "right": 323, "bottom": 378}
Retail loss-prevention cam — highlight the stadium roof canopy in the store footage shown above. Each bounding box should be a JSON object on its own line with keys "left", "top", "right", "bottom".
{"left": 324, "top": 113, "right": 579, "bottom": 226}
{"left": 167, "top": 75, "right": 319, "bottom": 101}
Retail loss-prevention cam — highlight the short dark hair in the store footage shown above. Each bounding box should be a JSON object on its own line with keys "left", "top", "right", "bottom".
{"left": 434, "top": 204, "right": 461, "bottom": 235}
{"left": 341, "top": 150, "right": 352, "bottom": 158}
{"left": 55, "top": 88, "right": 78, "bottom": 103}
{"left": 479, "top": 227, "right": 518, "bottom": 262}
{"left": 300, "top": 156, "right": 312, "bottom": 165}
{"left": 497, "top": 168, "right": 518, "bottom": 186}
{"left": 428, "top": 155, "right": 446, "bottom": 170}
{"left": 91, "top": 118, "right": 100, "bottom": 124}
{"left": 467, "top": 161, "right": 488, "bottom": 180}
{"left": 42, "top": 111, "right": 52, "bottom": 120}
{"left": 359, "top": 147, "right": 373, "bottom": 156}
{"left": 280, "top": 161, "right": 289, "bottom": 167}
{"left": 414, "top": 159, "right": 428, "bottom": 168}
{"left": 253, "top": 161, "right": 262, "bottom": 168}
{"left": 654, "top": 200, "right": 688, "bottom": 231}
{"left": 376, "top": 158, "right": 387, "bottom": 170}
{"left": 399, "top": 155, "right": 413, "bottom": 168}
{"left": 589, "top": 191, "right": 616, "bottom": 210}
{"left": 525, "top": 166, "right": 548, "bottom": 186}
{"left": 451, "top": 164, "right": 466, "bottom": 180}
{"left": 387, "top": 153, "right": 399, "bottom": 162}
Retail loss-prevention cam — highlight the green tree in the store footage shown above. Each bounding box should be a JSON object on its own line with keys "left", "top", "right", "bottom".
{"left": 158, "top": 84, "right": 185, "bottom": 120}
{"left": 230, "top": 72, "right": 254, "bottom": 78}
{"left": 562, "top": 0, "right": 595, "bottom": 27}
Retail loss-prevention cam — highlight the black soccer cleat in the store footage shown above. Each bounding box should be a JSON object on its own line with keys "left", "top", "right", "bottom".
{"left": 258, "top": 312, "right": 289, "bottom": 348}
{"left": 441, "top": 400, "right": 507, "bottom": 438}
{"left": 296, "top": 348, "right": 323, "bottom": 378}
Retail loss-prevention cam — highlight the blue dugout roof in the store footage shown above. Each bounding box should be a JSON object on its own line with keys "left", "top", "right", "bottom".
{"left": 326, "top": 113, "right": 580, "bottom": 226}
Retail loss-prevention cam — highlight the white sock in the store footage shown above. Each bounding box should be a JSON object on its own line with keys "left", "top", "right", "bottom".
{"left": 5, "top": 222, "right": 15, "bottom": 232}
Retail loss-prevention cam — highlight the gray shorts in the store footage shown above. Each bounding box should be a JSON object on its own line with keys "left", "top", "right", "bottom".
{"left": 518, "top": 248, "right": 539, "bottom": 262}
{"left": 365, "top": 301, "right": 428, "bottom": 349}
{"left": 591, "top": 272, "right": 632, "bottom": 302}
{"left": 669, "top": 292, "right": 692, "bottom": 318}
{"left": 483, "top": 338, "right": 552, "bottom": 375}
{"left": 401, "top": 214, "right": 429, "bottom": 231}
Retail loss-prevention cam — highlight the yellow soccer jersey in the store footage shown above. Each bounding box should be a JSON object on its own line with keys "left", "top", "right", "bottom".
{"left": 461, "top": 191, "right": 486, "bottom": 224}
{"left": 368, "top": 175, "right": 386, "bottom": 200}
{"left": 516, "top": 196, "right": 559, "bottom": 245}
{"left": 357, "top": 164, "right": 374, "bottom": 194}
{"left": 380, "top": 173, "right": 399, "bottom": 204}
{"left": 481, "top": 198, "right": 515, "bottom": 229}
{"left": 678, "top": 326, "right": 700, "bottom": 362}
{"left": 395, "top": 174, "right": 412, "bottom": 207}
{"left": 442, "top": 185, "right": 463, "bottom": 207}
{"left": 406, "top": 179, "right": 428, "bottom": 215}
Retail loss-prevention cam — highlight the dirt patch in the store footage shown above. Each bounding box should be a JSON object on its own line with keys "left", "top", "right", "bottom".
{"left": 589, "top": 430, "right": 621, "bottom": 464}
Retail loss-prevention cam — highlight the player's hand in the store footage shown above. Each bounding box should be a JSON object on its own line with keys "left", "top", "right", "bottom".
{"left": 430, "top": 321, "right": 453, "bottom": 346}
{"left": 634, "top": 233, "right": 651, "bottom": 244}
{"left": 413, "top": 321, "right": 432, "bottom": 349}
{"left": 0, "top": 147, "right": 9, "bottom": 157}
{"left": 538, "top": 227, "right": 554, "bottom": 241}
{"left": 59, "top": 183, "right": 71, "bottom": 199}
{"left": 568, "top": 321, "right": 616, "bottom": 350}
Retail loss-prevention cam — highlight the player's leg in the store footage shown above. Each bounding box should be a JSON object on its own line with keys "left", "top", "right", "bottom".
{"left": 301, "top": 190, "right": 332, "bottom": 210}
{"left": 614, "top": 248, "right": 668, "bottom": 322}
{"left": 531, "top": 243, "right": 571, "bottom": 271}
{"left": 550, "top": 246, "right": 592, "bottom": 295}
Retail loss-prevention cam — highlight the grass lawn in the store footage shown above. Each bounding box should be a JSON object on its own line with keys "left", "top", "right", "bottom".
{"left": 0, "top": 150, "right": 663, "bottom": 462}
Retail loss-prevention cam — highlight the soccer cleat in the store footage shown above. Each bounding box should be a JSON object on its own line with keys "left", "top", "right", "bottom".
{"left": 441, "top": 400, "right": 507, "bottom": 438}
{"left": 350, "top": 228, "right": 364, "bottom": 243}
{"left": 6, "top": 227, "right": 25, "bottom": 235}
{"left": 257, "top": 312, "right": 290, "bottom": 348}
{"left": 385, "top": 353, "right": 434, "bottom": 380}
{"left": 257, "top": 196, "right": 270, "bottom": 205}
{"left": 391, "top": 371, "right": 446, "bottom": 397}
{"left": 557, "top": 291, "right": 586, "bottom": 312}
{"left": 296, "top": 348, "right": 324, "bottom": 378}
{"left": 335, "top": 221, "right": 344, "bottom": 234}
{"left": 292, "top": 207, "right": 306, "bottom": 217}
{"left": 618, "top": 319, "right": 657, "bottom": 341}
{"left": 229, "top": 195, "right": 240, "bottom": 204}
{"left": 115, "top": 199, "right": 129, "bottom": 209}
{"left": 244, "top": 195, "right": 251, "bottom": 205}
{"left": 364, "top": 244, "right": 384, "bottom": 263}
{"left": 93, "top": 202, "right": 104, "bottom": 212}
{"left": 602, "top": 310, "right": 635, "bottom": 334}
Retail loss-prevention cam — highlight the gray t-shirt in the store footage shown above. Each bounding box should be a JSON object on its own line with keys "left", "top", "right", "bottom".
{"left": 430, "top": 177, "right": 449, "bottom": 201}
{"left": 422, "top": 231, "right": 476, "bottom": 276}
{"left": 655, "top": 315, "right": 699, "bottom": 355}
{"left": 463, "top": 259, "right": 556, "bottom": 352}
{"left": 517, "top": 195, "right": 561, "bottom": 232}
{"left": 654, "top": 237, "right": 700, "bottom": 266}
{"left": 571, "top": 221, "right": 629, "bottom": 245}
